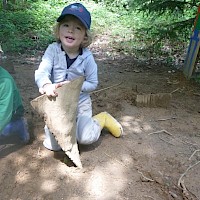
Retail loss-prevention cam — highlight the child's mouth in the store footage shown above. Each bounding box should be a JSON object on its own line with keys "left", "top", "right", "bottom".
{"left": 66, "top": 36, "right": 75, "bottom": 43}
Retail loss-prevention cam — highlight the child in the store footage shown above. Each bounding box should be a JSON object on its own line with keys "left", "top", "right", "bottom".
{"left": 0, "top": 46, "right": 30, "bottom": 143}
{"left": 35, "top": 3, "right": 123, "bottom": 151}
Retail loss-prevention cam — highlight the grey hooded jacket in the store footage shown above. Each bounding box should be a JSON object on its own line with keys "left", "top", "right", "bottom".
{"left": 35, "top": 42, "right": 98, "bottom": 103}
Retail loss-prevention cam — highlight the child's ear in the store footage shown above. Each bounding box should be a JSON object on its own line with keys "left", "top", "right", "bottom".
{"left": 0, "top": 45, "right": 3, "bottom": 53}
{"left": 84, "top": 35, "right": 88, "bottom": 41}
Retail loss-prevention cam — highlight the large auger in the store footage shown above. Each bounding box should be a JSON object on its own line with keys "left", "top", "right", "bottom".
{"left": 31, "top": 77, "right": 84, "bottom": 168}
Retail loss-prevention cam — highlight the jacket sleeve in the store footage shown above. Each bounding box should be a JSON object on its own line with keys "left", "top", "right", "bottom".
{"left": 81, "top": 54, "right": 98, "bottom": 92}
{"left": 35, "top": 44, "right": 54, "bottom": 88}
{"left": 0, "top": 78, "right": 14, "bottom": 132}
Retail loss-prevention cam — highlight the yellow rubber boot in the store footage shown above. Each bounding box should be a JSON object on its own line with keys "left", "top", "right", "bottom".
{"left": 93, "top": 112, "right": 123, "bottom": 137}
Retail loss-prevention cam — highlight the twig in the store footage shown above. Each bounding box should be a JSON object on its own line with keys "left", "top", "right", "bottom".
{"left": 156, "top": 116, "right": 177, "bottom": 121}
{"left": 90, "top": 82, "right": 122, "bottom": 94}
{"left": 37, "top": 147, "right": 40, "bottom": 156}
{"left": 138, "top": 170, "right": 154, "bottom": 182}
{"left": 158, "top": 135, "right": 175, "bottom": 145}
{"left": 170, "top": 88, "right": 180, "bottom": 94}
{"left": 143, "top": 195, "right": 156, "bottom": 199}
{"left": 148, "top": 129, "right": 173, "bottom": 136}
{"left": 189, "top": 149, "right": 200, "bottom": 160}
{"left": 104, "top": 152, "right": 127, "bottom": 168}
{"left": 176, "top": 137, "right": 199, "bottom": 146}
{"left": 193, "top": 93, "right": 200, "bottom": 96}
{"left": 178, "top": 160, "right": 200, "bottom": 188}
{"left": 179, "top": 180, "right": 199, "bottom": 200}
{"left": 136, "top": 84, "right": 138, "bottom": 93}
{"left": 169, "top": 191, "right": 178, "bottom": 198}
{"left": 149, "top": 130, "right": 198, "bottom": 148}
{"left": 0, "top": 145, "right": 7, "bottom": 151}
{"left": 179, "top": 180, "right": 191, "bottom": 199}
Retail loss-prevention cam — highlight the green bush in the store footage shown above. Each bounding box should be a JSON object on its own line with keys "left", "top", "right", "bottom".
{"left": 0, "top": 0, "right": 198, "bottom": 60}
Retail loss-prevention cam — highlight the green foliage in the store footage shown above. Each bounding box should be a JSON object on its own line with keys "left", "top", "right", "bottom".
{"left": 90, "top": 0, "right": 199, "bottom": 58}
{"left": 132, "top": 0, "right": 198, "bottom": 14}
{"left": 130, "top": 1, "right": 199, "bottom": 42}
{"left": 119, "top": 0, "right": 199, "bottom": 59}
{"left": 0, "top": 0, "right": 199, "bottom": 61}
{"left": 92, "top": 0, "right": 131, "bottom": 10}
{"left": 0, "top": 0, "right": 69, "bottom": 53}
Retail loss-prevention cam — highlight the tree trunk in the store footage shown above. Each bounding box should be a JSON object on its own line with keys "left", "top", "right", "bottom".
{"left": 2, "top": 0, "right": 8, "bottom": 9}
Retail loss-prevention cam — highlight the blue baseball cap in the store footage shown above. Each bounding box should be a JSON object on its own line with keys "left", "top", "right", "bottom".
{"left": 57, "top": 3, "right": 91, "bottom": 29}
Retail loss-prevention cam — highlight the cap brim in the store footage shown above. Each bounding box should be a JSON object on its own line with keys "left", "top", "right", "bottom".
{"left": 57, "top": 14, "right": 89, "bottom": 29}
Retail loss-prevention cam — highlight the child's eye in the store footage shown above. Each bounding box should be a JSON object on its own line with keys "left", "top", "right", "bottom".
{"left": 76, "top": 26, "right": 81, "bottom": 30}
{"left": 63, "top": 23, "right": 69, "bottom": 27}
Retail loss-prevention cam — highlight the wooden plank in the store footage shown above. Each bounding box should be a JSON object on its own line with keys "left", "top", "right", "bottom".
{"left": 183, "top": 30, "right": 200, "bottom": 78}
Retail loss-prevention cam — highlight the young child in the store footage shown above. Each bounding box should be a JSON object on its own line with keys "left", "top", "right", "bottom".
{"left": 35, "top": 3, "right": 123, "bottom": 151}
{"left": 0, "top": 46, "right": 30, "bottom": 143}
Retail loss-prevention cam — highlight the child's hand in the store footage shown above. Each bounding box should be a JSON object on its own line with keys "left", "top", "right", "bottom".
{"left": 42, "top": 83, "right": 58, "bottom": 97}
{"left": 39, "top": 87, "right": 45, "bottom": 94}
{"left": 56, "top": 80, "right": 70, "bottom": 88}
{"left": 39, "top": 81, "right": 70, "bottom": 96}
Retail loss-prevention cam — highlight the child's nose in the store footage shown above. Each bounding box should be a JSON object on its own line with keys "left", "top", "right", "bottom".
{"left": 68, "top": 25, "right": 75, "bottom": 33}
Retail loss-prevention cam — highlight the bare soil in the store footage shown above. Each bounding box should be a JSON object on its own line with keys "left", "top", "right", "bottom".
{"left": 1, "top": 38, "right": 200, "bottom": 200}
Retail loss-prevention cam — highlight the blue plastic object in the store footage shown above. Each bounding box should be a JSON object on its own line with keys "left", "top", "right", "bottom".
{"left": 1, "top": 118, "right": 30, "bottom": 143}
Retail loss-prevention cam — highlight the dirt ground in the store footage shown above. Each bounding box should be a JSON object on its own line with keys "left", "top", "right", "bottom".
{"left": 0, "top": 37, "right": 200, "bottom": 200}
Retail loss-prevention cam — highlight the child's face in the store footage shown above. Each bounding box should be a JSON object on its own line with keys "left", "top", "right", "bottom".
{"left": 59, "top": 15, "right": 87, "bottom": 52}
